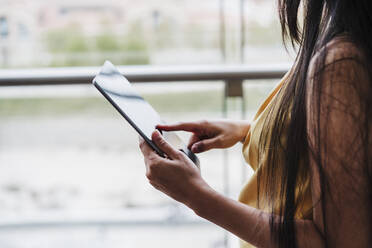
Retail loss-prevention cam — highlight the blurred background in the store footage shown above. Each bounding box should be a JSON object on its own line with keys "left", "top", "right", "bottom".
{"left": 0, "top": 0, "right": 294, "bottom": 247}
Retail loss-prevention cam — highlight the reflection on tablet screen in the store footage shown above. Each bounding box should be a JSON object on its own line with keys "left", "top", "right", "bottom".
{"left": 93, "top": 61, "right": 184, "bottom": 150}
{"left": 94, "top": 61, "right": 162, "bottom": 140}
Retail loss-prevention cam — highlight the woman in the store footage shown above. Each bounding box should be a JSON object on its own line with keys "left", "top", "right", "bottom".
{"left": 139, "top": 0, "right": 372, "bottom": 247}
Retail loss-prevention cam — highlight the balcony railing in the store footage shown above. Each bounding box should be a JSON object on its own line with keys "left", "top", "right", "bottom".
{"left": 0, "top": 64, "right": 288, "bottom": 86}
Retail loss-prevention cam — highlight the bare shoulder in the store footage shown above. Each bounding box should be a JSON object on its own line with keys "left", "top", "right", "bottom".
{"left": 307, "top": 35, "right": 368, "bottom": 89}
{"left": 306, "top": 35, "right": 370, "bottom": 119}
{"left": 313, "top": 35, "right": 364, "bottom": 66}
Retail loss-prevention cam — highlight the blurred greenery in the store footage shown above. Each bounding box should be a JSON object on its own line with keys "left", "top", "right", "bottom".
{"left": 44, "top": 22, "right": 150, "bottom": 67}
{"left": 96, "top": 33, "right": 120, "bottom": 52}
{"left": 246, "top": 20, "right": 282, "bottom": 46}
{"left": 43, "top": 16, "right": 220, "bottom": 65}
{"left": 153, "top": 16, "right": 175, "bottom": 50}
{"left": 120, "top": 22, "right": 150, "bottom": 65}
{"left": 39, "top": 14, "right": 284, "bottom": 68}
{"left": 45, "top": 25, "right": 91, "bottom": 53}
{"left": 184, "top": 23, "right": 218, "bottom": 50}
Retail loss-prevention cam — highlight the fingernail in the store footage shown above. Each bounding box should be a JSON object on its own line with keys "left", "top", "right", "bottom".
{"left": 191, "top": 144, "right": 199, "bottom": 153}
{"left": 153, "top": 130, "right": 161, "bottom": 139}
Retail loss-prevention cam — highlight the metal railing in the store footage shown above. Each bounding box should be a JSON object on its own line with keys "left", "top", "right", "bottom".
{"left": 0, "top": 64, "right": 288, "bottom": 86}
{"left": 0, "top": 64, "right": 289, "bottom": 247}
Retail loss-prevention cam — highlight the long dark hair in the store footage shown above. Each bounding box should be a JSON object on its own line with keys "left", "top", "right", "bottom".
{"left": 257, "top": 1, "right": 372, "bottom": 247}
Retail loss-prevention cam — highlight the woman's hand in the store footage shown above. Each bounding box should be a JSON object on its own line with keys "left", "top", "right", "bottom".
{"left": 139, "top": 130, "right": 211, "bottom": 206}
{"left": 156, "top": 120, "right": 250, "bottom": 153}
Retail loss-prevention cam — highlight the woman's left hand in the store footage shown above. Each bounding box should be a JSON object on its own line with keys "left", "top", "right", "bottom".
{"left": 138, "top": 130, "right": 211, "bottom": 207}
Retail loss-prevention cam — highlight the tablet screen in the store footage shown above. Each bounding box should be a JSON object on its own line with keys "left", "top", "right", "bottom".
{"left": 93, "top": 61, "right": 162, "bottom": 140}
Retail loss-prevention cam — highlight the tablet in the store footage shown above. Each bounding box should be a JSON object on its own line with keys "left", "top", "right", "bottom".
{"left": 92, "top": 61, "right": 200, "bottom": 167}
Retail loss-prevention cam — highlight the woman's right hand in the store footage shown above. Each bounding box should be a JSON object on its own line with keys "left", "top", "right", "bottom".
{"left": 156, "top": 120, "right": 250, "bottom": 153}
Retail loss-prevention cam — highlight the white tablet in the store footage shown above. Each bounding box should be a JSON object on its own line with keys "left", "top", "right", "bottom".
{"left": 92, "top": 61, "right": 199, "bottom": 167}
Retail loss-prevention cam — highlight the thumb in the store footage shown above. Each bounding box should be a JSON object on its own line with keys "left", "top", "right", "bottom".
{"left": 191, "top": 137, "right": 220, "bottom": 153}
{"left": 152, "top": 130, "right": 181, "bottom": 159}
{"left": 187, "top": 134, "right": 201, "bottom": 149}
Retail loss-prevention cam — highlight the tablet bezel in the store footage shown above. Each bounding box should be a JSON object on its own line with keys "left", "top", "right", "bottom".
{"left": 92, "top": 80, "right": 165, "bottom": 157}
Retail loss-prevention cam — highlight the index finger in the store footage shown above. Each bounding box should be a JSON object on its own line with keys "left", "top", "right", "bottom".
{"left": 156, "top": 122, "right": 198, "bottom": 132}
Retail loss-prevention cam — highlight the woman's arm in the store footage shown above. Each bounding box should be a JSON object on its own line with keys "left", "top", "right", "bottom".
{"left": 189, "top": 185, "right": 325, "bottom": 248}
{"left": 306, "top": 43, "right": 372, "bottom": 247}
{"left": 139, "top": 131, "right": 324, "bottom": 248}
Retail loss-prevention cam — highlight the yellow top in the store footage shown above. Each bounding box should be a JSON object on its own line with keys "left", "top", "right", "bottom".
{"left": 238, "top": 74, "right": 313, "bottom": 248}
